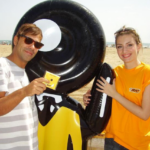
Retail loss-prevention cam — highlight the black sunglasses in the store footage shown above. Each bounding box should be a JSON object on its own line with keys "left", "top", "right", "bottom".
{"left": 18, "top": 34, "right": 44, "bottom": 49}
{"left": 114, "top": 27, "right": 135, "bottom": 36}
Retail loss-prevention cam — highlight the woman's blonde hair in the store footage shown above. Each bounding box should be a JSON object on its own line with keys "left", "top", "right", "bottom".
{"left": 114, "top": 26, "right": 142, "bottom": 47}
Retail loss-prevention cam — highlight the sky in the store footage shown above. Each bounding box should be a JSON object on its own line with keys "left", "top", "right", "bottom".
{"left": 0, "top": 0, "right": 150, "bottom": 43}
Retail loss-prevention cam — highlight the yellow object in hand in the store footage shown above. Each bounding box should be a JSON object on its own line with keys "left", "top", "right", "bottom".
{"left": 43, "top": 71, "right": 60, "bottom": 90}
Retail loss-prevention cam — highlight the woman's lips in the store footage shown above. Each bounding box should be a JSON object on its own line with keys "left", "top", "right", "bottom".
{"left": 122, "top": 53, "right": 131, "bottom": 58}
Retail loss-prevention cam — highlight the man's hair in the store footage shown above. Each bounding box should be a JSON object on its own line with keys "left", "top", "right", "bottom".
{"left": 16, "top": 23, "right": 43, "bottom": 40}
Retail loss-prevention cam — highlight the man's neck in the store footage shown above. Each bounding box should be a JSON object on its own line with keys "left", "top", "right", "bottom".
{"left": 7, "top": 54, "right": 27, "bottom": 68}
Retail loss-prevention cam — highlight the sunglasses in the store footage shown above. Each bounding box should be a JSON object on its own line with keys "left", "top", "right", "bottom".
{"left": 114, "top": 27, "right": 135, "bottom": 36}
{"left": 18, "top": 34, "right": 44, "bottom": 49}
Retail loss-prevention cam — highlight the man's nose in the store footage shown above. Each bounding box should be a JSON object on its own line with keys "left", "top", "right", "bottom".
{"left": 28, "top": 42, "right": 37, "bottom": 50}
{"left": 30, "top": 43, "right": 36, "bottom": 49}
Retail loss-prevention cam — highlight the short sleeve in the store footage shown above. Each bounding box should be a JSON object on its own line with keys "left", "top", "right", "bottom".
{"left": 0, "top": 60, "right": 9, "bottom": 92}
{"left": 143, "top": 64, "right": 150, "bottom": 90}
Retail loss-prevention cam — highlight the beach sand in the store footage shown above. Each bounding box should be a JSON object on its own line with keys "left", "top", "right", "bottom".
{"left": 0, "top": 45, "right": 150, "bottom": 150}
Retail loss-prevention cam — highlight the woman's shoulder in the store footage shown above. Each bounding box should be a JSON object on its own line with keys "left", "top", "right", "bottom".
{"left": 113, "top": 64, "right": 124, "bottom": 71}
{"left": 141, "top": 62, "right": 150, "bottom": 71}
{"left": 112, "top": 65, "right": 124, "bottom": 77}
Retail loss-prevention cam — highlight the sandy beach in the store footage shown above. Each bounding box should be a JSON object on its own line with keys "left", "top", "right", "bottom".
{"left": 0, "top": 45, "right": 150, "bottom": 150}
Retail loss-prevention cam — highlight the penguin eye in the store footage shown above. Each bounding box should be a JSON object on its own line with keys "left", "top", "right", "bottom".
{"left": 50, "top": 105, "right": 55, "bottom": 112}
{"left": 38, "top": 104, "right": 44, "bottom": 111}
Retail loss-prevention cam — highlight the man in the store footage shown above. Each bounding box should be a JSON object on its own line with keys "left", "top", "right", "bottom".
{"left": 0, "top": 23, "right": 49, "bottom": 150}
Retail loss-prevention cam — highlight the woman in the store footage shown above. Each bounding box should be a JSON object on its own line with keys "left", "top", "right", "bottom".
{"left": 83, "top": 26, "right": 150, "bottom": 150}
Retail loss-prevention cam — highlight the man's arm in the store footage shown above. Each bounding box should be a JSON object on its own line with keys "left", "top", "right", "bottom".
{"left": 0, "top": 92, "right": 6, "bottom": 98}
{"left": 0, "top": 77, "right": 49, "bottom": 116}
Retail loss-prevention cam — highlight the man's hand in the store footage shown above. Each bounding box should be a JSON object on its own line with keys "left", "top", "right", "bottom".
{"left": 23, "top": 78, "right": 49, "bottom": 96}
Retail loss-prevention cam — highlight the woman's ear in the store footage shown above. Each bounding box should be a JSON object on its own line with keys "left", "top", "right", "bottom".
{"left": 13, "top": 35, "right": 18, "bottom": 46}
{"left": 137, "top": 43, "right": 142, "bottom": 52}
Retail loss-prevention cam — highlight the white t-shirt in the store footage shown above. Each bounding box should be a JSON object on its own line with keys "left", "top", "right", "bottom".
{"left": 0, "top": 57, "right": 38, "bottom": 150}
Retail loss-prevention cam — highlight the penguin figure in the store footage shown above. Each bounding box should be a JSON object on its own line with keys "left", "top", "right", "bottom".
{"left": 13, "top": 0, "right": 114, "bottom": 149}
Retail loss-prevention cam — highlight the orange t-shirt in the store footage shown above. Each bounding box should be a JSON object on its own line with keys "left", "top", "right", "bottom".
{"left": 105, "top": 62, "right": 150, "bottom": 150}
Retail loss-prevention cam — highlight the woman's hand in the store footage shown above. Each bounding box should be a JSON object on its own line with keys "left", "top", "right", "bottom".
{"left": 96, "top": 77, "right": 117, "bottom": 98}
{"left": 83, "top": 89, "right": 91, "bottom": 106}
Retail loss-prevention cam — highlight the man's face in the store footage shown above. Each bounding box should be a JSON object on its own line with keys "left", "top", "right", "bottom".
{"left": 14, "top": 33, "right": 42, "bottom": 63}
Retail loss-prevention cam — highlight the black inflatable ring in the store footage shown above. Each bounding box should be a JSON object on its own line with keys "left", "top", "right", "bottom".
{"left": 13, "top": 0, "right": 106, "bottom": 94}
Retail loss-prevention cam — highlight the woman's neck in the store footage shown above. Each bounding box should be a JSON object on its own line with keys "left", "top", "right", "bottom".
{"left": 124, "top": 59, "right": 141, "bottom": 69}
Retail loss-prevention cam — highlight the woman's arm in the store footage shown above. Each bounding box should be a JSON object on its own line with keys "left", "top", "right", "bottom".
{"left": 83, "top": 89, "right": 91, "bottom": 106}
{"left": 96, "top": 77, "right": 150, "bottom": 120}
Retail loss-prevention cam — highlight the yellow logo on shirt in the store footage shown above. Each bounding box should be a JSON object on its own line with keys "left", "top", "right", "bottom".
{"left": 129, "top": 88, "right": 141, "bottom": 93}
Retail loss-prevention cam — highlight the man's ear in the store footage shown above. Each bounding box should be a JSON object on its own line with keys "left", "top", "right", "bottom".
{"left": 13, "top": 35, "right": 18, "bottom": 46}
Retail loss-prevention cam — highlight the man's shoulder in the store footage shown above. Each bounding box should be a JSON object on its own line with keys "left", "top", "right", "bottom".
{"left": 0, "top": 57, "right": 6, "bottom": 61}
{"left": 0, "top": 57, "right": 8, "bottom": 66}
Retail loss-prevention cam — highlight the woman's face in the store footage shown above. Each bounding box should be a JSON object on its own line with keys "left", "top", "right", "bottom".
{"left": 116, "top": 34, "right": 141, "bottom": 66}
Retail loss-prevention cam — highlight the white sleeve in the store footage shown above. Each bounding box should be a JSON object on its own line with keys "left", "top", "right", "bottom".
{"left": 0, "top": 60, "right": 9, "bottom": 92}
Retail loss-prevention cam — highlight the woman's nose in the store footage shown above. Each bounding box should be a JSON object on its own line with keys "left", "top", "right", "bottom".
{"left": 122, "top": 46, "right": 128, "bottom": 53}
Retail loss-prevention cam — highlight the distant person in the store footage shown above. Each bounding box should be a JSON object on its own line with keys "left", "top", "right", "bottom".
{"left": 0, "top": 23, "right": 49, "bottom": 150}
{"left": 83, "top": 26, "right": 150, "bottom": 150}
